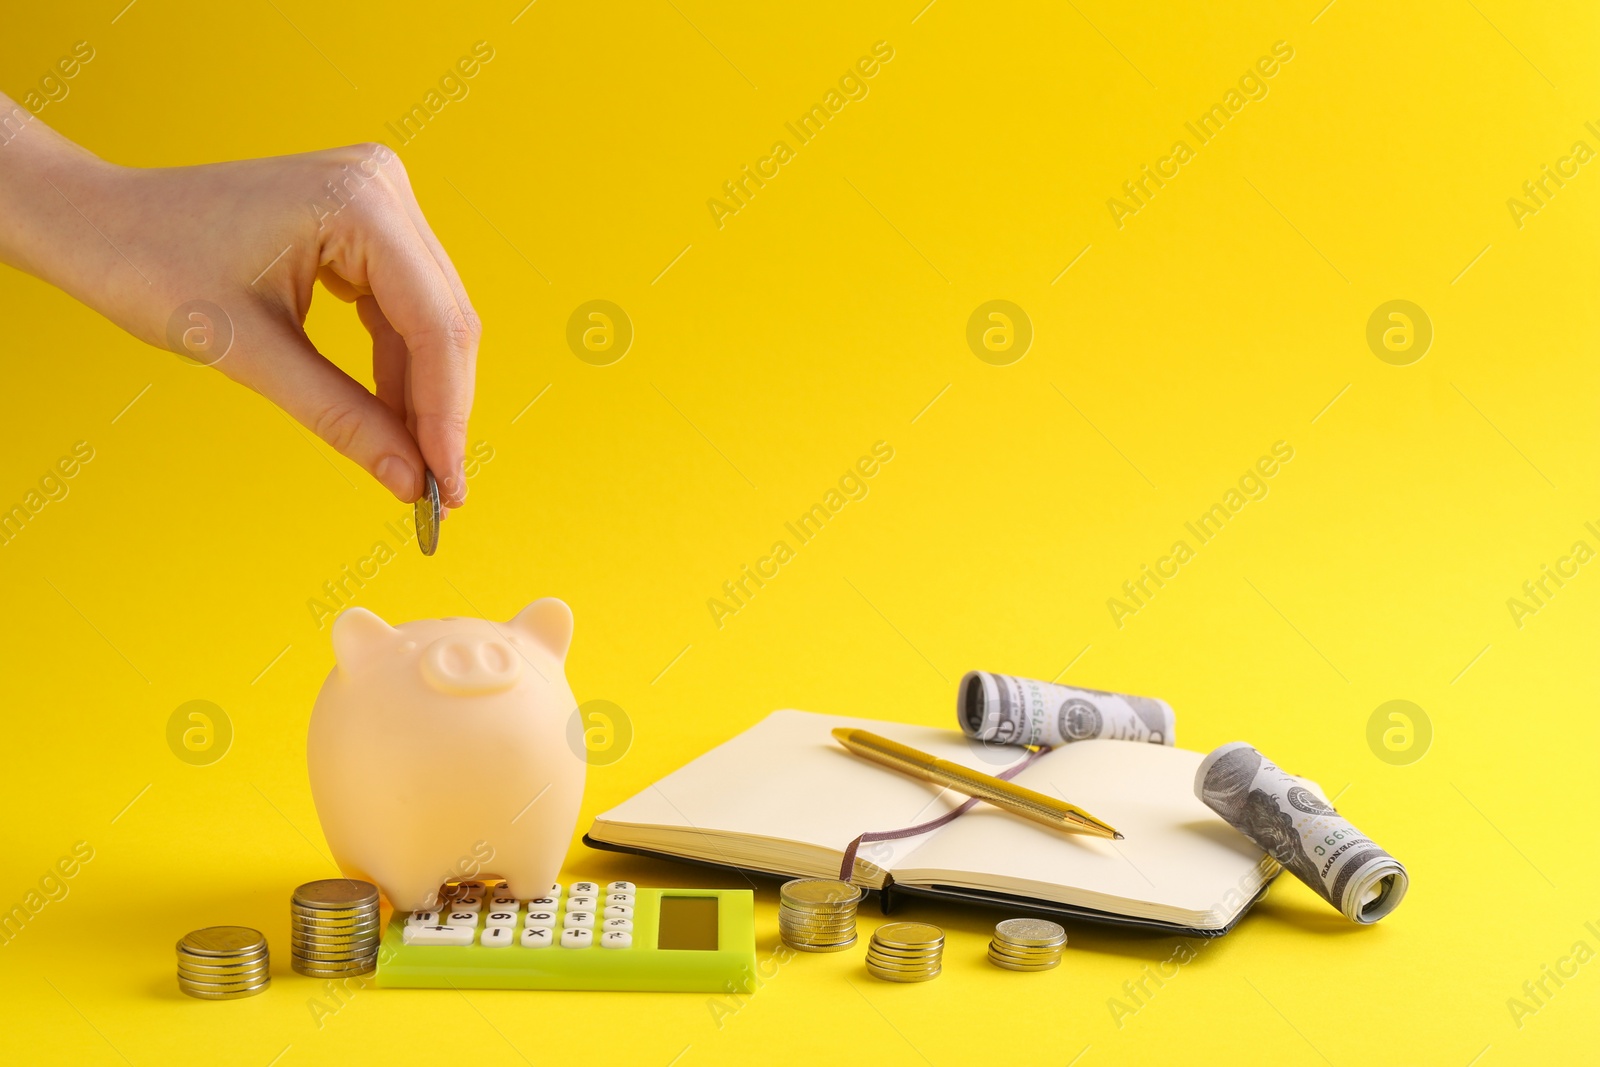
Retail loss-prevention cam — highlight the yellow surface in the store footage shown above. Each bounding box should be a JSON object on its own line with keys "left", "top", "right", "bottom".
{"left": 2, "top": 2, "right": 1596, "bottom": 1064}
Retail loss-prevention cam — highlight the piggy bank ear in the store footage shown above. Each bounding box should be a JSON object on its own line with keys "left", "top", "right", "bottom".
{"left": 332, "top": 607, "right": 397, "bottom": 669}
{"left": 509, "top": 598, "right": 573, "bottom": 662}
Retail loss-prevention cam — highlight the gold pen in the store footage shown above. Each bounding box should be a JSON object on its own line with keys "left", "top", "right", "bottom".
{"left": 831, "top": 728, "right": 1124, "bottom": 840}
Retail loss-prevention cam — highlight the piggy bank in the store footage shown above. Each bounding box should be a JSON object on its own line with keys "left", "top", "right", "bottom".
{"left": 307, "top": 599, "right": 586, "bottom": 910}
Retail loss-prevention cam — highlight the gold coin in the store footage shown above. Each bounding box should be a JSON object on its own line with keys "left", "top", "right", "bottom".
{"left": 782, "top": 930, "right": 855, "bottom": 941}
{"left": 292, "top": 915, "right": 382, "bottom": 927}
{"left": 778, "top": 903, "right": 859, "bottom": 917}
{"left": 291, "top": 933, "right": 380, "bottom": 948}
{"left": 866, "top": 964, "right": 940, "bottom": 983}
{"left": 176, "top": 953, "right": 267, "bottom": 966}
{"left": 779, "top": 879, "right": 863, "bottom": 908}
{"left": 781, "top": 914, "right": 856, "bottom": 927}
{"left": 994, "top": 918, "right": 1067, "bottom": 948}
{"left": 179, "top": 981, "right": 271, "bottom": 1000}
{"left": 987, "top": 938, "right": 1062, "bottom": 959}
{"left": 291, "top": 929, "right": 380, "bottom": 944}
{"left": 782, "top": 934, "right": 857, "bottom": 952}
{"left": 988, "top": 951, "right": 1060, "bottom": 971}
{"left": 865, "top": 954, "right": 942, "bottom": 970}
{"left": 291, "top": 928, "right": 380, "bottom": 942}
{"left": 178, "top": 971, "right": 274, "bottom": 991}
{"left": 292, "top": 879, "right": 379, "bottom": 909}
{"left": 415, "top": 469, "right": 441, "bottom": 556}
{"left": 292, "top": 959, "right": 376, "bottom": 978}
{"left": 864, "top": 939, "right": 940, "bottom": 957}
{"left": 292, "top": 908, "right": 382, "bottom": 921}
{"left": 178, "top": 927, "right": 267, "bottom": 957}
{"left": 779, "top": 917, "right": 855, "bottom": 929}
{"left": 178, "top": 958, "right": 271, "bottom": 977}
{"left": 870, "top": 922, "right": 944, "bottom": 949}
{"left": 782, "top": 930, "right": 855, "bottom": 942}
{"left": 865, "top": 959, "right": 941, "bottom": 975}
{"left": 291, "top": 944, "right": 379, "bottom": 962}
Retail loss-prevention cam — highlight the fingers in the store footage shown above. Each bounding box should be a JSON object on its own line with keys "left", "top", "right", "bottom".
{"left": 356, "top": 295, "right": 409, "bottom": 422}
{"left": 231, "top": 309, "right": 425, "bottom": 502}
{"left": 352, "top": 228, "right": 476, "bottom": 507}
{"left": 328, "top": 160, "right": 478, "bottom": 509}
{"left": 385, "top": 173, "right": 481, "bottom": 353}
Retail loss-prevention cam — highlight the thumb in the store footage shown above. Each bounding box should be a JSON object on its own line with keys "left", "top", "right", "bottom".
{"left": 230, "top": 313, "right": 425, "bottom": 501}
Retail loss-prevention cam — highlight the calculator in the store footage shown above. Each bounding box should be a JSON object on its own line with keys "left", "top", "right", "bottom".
{"left": 373, "top": 879, "right": 757, "bottom": 992}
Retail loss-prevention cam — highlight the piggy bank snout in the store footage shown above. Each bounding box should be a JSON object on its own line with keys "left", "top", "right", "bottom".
{"left": 419, "top": 635, "right": 522, "bottom": 694}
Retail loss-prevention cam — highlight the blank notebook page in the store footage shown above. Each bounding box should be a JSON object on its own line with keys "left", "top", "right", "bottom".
{"left": 594, "top": 710, "right": 1033, "bottom": 874}
{"left": 893, "top": 739, "right": 1272, "bottom": 926}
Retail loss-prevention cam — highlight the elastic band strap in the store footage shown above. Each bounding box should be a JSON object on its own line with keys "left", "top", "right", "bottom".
{"left": 838, "top": 746, "right": 1052, "bottom": 883}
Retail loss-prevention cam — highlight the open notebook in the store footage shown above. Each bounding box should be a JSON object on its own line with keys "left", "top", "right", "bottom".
{"left": 586, "top": 710, "right": 1282, "bottom": 935}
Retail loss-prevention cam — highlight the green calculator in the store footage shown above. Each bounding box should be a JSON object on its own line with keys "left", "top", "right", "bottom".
{"left": 373, "top": 879, "right": 757, "bottom": 992}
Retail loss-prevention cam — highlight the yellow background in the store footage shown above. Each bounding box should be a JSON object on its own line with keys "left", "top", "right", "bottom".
{"left": 3, "top": 1, "right": 1597, "bottom": 1064}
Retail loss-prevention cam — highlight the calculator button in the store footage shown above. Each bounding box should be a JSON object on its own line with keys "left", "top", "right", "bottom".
{"left": 451, "top": 896, "right": 483, "bottom": 911}
{"left": 444, "top": 911, "right": 479, "bottom": 928}
{"left": 603, "top": 904, "right": 633, "bottom": 920}
{"left": 525, "top": 911, "right": 558, "bottom": 929}
{"left": 520, "top": 927, "right": 553, "bottom": 949}
{"left": 404, "top": 925, "right": 475, "bottom": 946}
{"left": 489, "top": 895, "right": 519, "bottom": 909}
{"left": 605, "top": 881, "right": 636, "bottom": 894}
{"left": 605, "top": 893, "right": 634, "bottom": 907}
{"left": 481, "top": 926, "right": 514, "bottom": 948}
{"left": 600, "top": 931, "right": 633, "bottom": 949}
{"left": 528, "top": 897, "right": 558, "bottom": 908}
{"left": 546, "top": 883, "right": 564, "bottom": 898}
{"left": 407, "top": 910, "right": 441, "bottom": 926}
{"left": 602, "top": 918, "right": 634, "bottom": 932}
{"left": 566, "top": 895, "right": 597, "bottom": 911}
{"left": 570, "top": 881, "right": 600, "bottom": 896}
{"left": 560, "top": 928, "right": 594, "bottom": 949}
{"left": 563, "top": 911, "right": 595, "bottom": 929}
{"left": 484, "top": 911, "right": 519, "bottom": 929}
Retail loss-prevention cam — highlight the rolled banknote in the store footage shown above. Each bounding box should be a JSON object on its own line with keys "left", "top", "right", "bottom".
{"left": 1195, "top": 742, "right": 1408, "bottom": 924}
{"left": 958, "top": 670, "right": 1175, "bottom": 747}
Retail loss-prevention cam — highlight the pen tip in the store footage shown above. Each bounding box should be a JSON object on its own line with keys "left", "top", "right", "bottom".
{"left": 1113, "top": 832, "right": 1125, "bottom": 841}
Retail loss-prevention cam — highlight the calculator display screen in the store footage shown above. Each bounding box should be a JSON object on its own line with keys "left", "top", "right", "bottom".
{"left": 656, "top": 896, "right": 718, "bottom": 950}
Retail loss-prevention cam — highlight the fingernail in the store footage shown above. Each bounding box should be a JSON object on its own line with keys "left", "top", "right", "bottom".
{"left": 443, "top": 465, "right": 467, "bottom": 507}
{"left": 376, "top": 455, "right": 418, "bottom": 500}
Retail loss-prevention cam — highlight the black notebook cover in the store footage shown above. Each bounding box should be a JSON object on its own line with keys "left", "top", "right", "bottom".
{"left": 582, "top": 833, "right": 1272, "bottom": 938}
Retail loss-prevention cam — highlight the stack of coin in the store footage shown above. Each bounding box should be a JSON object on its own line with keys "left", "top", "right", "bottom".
{"left": 777, "top": 878, "right": 863, "bottom": 952}
{"left": 176, "top": 926, "right": 270, "bottom": 1000}
{"left": 290, "top": 879, "right": 381, "bottom": 978}
{"left": 865, "top": 922, "right": 944, "bottom": 982}
{"left": 987, "top": 917, "right": 1067, "bottom": 971}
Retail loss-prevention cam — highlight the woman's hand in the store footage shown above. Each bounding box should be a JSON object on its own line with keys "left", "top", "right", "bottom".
{"left": 0, "top": 95, "right": 477, "bottom": 507}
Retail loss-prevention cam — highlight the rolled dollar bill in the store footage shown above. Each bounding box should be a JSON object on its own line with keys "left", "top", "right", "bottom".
{"left": 958, "top": 671, "right": 1175, "bottom": 747}
{"left": 1195, "top": 742, "right": 1408, "bottom": 924}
